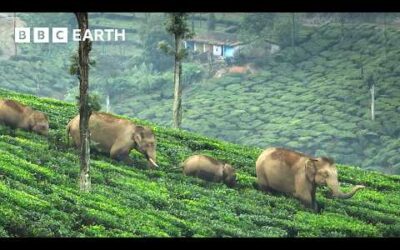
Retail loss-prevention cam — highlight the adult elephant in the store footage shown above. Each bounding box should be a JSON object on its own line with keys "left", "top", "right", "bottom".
{"left": 67, "top": 112, "right": 158, "bottom": 169}
{"left": 256, "top": 147, "right": 365, "bottom": 211}
{"left": 0, "top": 99, "right": 49, "bottom": 136}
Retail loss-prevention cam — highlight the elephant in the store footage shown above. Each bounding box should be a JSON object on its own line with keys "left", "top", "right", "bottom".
{"left": 66, "top": 112, "right": 158, "bottom": 168}
{"left": 0, "top": 99, "right": 49, "bottom": 136}
{"left": 256, "top": 147, "right": 365, "bottom": 211}
{"left": 182, "top": 155, "right": 237, "bottom": 187}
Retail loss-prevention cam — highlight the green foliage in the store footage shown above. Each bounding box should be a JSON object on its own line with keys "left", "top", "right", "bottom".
{"left": 74, "top": 93, "right": 102, "bottom": 113}
{"left": 274, "top": 18, "right": 294, "bottom": 48}
{"left": 1, "top": 14, "right": 400, "bottom": 180}
{"left": 161, "top": 13, "right": 194, "bottom": 61}
{"left": 0, "top": 88, "right": 399, "bottom": 237}
{"left": 182, "top": 63, "right": 205, "bottom": 87}
{"left": 165, "top": 13, "right": 194, "bottom": 40}
{"left": 68, "top": 52, "right": 97, "bottom": 77}
{"left": 239, "top": 13, "right": 275, "bottom": 42}
{"left": 142, "top": 29, "right": 174, "bottom": 72}
{"left": 123, "top": 22, "right": 400, "bottom": 175}
{"left": 207, "top": 13, "right": 216, "bottom": 31}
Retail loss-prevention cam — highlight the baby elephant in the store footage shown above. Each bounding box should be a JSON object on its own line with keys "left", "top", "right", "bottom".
{"left": 0, "top": 99, "right": 49, "bottom": 136}
{"left": 182, "top": 155, "right": 237, "bottom": 187}
{"left": 256, "top": 147, "right": 365, "bottom": 212}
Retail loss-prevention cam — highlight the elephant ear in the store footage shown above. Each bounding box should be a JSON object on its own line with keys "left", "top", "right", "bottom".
{"left": 26, "top": 114, "right": 35, "bottom": 130}
{"left": 222, "top": 164, "right": 229, "bottom": 176}
{"left": 132, "top": 126, "right": 144, "bottom": 144}
{"left": 222, "top": 164, "right": 234, "bottom": 179}
{"left": 305, "top": 158, "right": 318, "bottom": 182}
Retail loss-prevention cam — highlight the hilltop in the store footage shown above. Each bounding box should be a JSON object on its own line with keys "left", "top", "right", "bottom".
{"left": 0, "top": 89, "right": 399, "bottom": 237}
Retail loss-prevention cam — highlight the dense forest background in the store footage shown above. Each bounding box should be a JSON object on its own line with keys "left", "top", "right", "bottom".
{"left": 0, "top": 13, "right": 399, "bottom": 174}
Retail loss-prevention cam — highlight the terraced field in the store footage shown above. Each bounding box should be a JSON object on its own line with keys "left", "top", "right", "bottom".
{"left": 120, "top": 23, "right": 400, "bottom": 174}
{"left": 2, "top": 14, "right": 399, "bottom": 173}
{"left": 0, "top": 89, "right": 399, "bottom": 237}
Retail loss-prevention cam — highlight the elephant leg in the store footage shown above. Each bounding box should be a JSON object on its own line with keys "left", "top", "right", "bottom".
{"left": 71, "top": 132, "right": 81, "bottom": 148}
{"left": 310, "top": 186, "right": 319, "bottom": 212}
{"left": 294, "top": 176, "right": 317, "bottom": 211}
{"left": 110, "top": 143, "right": 133, "bottom": 164}
{"left": 257, "top": 173, "right": 272, "bottom": 192}
{"left": 295, "top": 192, "right": 316, "bottom": 211}
{"left": 259, "top": 184, "right": 274, "bottom": 193}
{"left": 123, "top": 156, "right": 134, "bottom": 165}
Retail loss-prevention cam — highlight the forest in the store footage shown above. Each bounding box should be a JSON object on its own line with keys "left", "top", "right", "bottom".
{"left": 0, "top": 13, "right": 399, "bottom": 237}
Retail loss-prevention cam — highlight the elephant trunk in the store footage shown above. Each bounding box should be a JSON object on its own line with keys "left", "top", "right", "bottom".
{"left": 327, "top": 179, "right": 364, "bottom": 199}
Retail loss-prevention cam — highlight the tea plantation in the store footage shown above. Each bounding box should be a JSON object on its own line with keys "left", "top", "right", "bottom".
{"left": 120, "top": 23, "right": 400, "bottom": 174}
{"left": 0, "top": 89, "right": 399, "bottom": 237}
{"left": 1, "top": 14, "right": 399, "bottom": 174}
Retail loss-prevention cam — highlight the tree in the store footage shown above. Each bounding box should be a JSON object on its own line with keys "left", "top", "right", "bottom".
{"left": 75, "top": 12, "right": 92, "bottom": 192}
{"left": 365, "top": 73, "right": 376, "bottom": 121}
{"left": 139, "top": 14, "right": 173, "bottom": 72}
{"left": 383, "top": 13, "right": 388, "bottom": 59}
{"left": 142, "top": 29, "right": 174, "bottom": 72}
{"left": 337, "top": 13, "right": 348, "bottom": 41}
{"left": 159, "top": 13, "right": 193, "bottom": 128}
{"left": 239, "top": 13, "right": 275, "bottom": 43}
{"left": 145, "top": 13, "right": 151, "bottom": 23}
{"left": 207, "top": 13, "right": 216, "bottom": 31}
{"left": 13, "top": 13, "right": 17, "bottom": 56}
{"left": 191, "top": 14, "right": 195, "bottom": 33}
{"left": 291, "top": 13, "right": 296, "bottom": 48}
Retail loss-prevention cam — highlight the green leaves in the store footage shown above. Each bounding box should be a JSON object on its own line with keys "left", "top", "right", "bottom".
{"left": 158, "top": 41, "right": 174, "bottom": 56}
{"left": 165, "top": 13, "right": 194, "bottom": 40}
{"left": 0, "top": 89, "right": 399, "bottom": 237}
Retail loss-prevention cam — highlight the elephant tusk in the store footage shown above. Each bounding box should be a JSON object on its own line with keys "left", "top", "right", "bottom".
{"left": 149, "top": 158, "right": 159, "bottom": 168}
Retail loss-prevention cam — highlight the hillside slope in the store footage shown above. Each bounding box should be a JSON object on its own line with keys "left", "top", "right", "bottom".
{"left": 0, "top": 89, "right": 399, "bottom": 237}
{"left": 0, "top": 14, "right": 399, "bottom": 173}
{"left": 119, "top": 23, "right": 400, "bottom": 174}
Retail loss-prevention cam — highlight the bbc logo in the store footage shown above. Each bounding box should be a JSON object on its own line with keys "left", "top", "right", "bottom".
{"left": 15, "top": 27, "right": 126, "bottom": 43}
{"left": 15, "top": 27, "right": 68, "bottom": 43}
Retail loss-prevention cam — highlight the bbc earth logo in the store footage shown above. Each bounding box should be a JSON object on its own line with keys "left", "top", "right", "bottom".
{"left": 14, "top": 27, "right": 126, "bottom": 43}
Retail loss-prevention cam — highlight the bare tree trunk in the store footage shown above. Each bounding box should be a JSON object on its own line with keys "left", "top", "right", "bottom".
{"left": 35, "top": 75, "right": 40, "bottom": 95}
{"left": 370, "top": 84, "right": 375, "bottom": 121}
{"left": 191, "top": 14, "right": 195, "bottom": 33}
{"left": 173, "top": 35, "right": 183, "bottom": 128}
{"left": 208, "top": 50, "right": 213, "bottom": 77}
{"left": 383, "top": 13, "right": 387, "bottom": 59}
{"left": 75, "top": 12, "right": 91, "bottom": 192}
{"left": 199, "top": 14, "right": 202, "bottom": 28}
{"left": 13, "top": 13, "right": 17, "bottom": 56}
{"left": 291, "top": 13, "right": 295, "bottom": 48}
{"left": 106, "top": 94, "right": 110, "bottom": 113}
{"left": 340, "top": 14, "right": 345, "bottom": 41}
{"left": 290, "top": 13, "right": 296, "bottom": 64}
{"left": 360, "top": 62, "right": 364, "bottom": 79}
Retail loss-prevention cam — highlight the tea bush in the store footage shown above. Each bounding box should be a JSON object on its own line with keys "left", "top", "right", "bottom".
{"left": 0, "top": 89, "right": 399, "bottom": 237}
